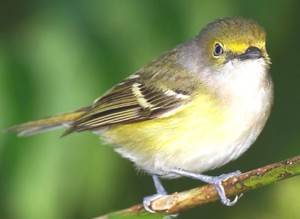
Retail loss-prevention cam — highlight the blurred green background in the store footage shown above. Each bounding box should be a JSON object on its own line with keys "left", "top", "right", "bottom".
{"left": 1, "top": 0, "right": 300, "bottom": 219}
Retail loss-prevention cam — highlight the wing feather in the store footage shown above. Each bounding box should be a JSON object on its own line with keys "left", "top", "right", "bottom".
{"left": 64, "top": 75, "right": 192, "bottom": 134}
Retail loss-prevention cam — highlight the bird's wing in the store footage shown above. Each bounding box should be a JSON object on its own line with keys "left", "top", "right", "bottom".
{"left": 65, "top": 73, "right": 192, "bottom": 134}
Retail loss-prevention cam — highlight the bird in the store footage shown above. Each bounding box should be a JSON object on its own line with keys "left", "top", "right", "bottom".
{"left": 8, "top": 17, "right": 273, "bottom": 212}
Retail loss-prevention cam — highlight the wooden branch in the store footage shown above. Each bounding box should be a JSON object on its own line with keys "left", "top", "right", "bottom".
{"left": 95, "top": 154, "right": 300, "bottom": 219}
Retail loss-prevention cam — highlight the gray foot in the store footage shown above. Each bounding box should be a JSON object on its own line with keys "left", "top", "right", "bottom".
{"left": 170, "top": 169, "right": 242, "bottom": 206}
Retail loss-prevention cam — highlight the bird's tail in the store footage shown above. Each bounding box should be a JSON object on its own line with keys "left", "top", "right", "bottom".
{"left": 7, "top": 107, "right": 89, "bottom": 137}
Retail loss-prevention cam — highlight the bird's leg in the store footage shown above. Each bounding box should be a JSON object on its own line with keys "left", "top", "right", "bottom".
{"left": 170, "top": 169, "right": 242, "bottom": 206}
{"left": 152, "top": 174, "right": 168, "bottom": 195}
{"left": 143, "top": 169, "right": 241, "bottom": 213}
{"left": 143, "top": 175, "right": 168, "bottom": 213}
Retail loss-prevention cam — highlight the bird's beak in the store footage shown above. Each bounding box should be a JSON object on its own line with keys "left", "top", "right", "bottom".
{"left": 238, "top": 46, "right": 262, "bottom": 61}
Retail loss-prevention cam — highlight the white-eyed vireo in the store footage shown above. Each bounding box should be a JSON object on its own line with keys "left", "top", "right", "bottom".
{"left": 8, "top": 17, "right": 273, "bottom": 212}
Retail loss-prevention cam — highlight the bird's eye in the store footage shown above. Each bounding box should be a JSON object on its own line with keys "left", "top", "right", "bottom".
{"left": 213, "top": 43, "right": 224, "bottom": 57}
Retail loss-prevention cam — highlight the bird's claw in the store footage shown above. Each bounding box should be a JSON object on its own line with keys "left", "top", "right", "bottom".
{"left": 143, "top": 193, "right": 165, "bottom": 213}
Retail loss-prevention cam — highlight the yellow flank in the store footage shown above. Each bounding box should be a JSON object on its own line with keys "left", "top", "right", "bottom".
{"left": 104, "top": 95, "right": 221, "bottom": 146}
{"left": 101, "top": 92, "right": 238, "bottom": 173}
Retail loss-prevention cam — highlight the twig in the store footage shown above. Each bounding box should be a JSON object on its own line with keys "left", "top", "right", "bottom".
{"left": 96, "top": 154, "right": 300, "bottom": 218}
